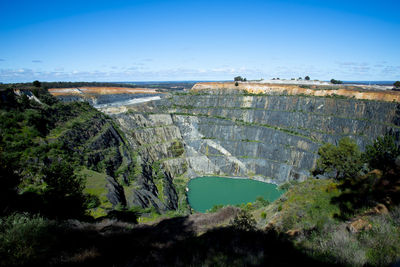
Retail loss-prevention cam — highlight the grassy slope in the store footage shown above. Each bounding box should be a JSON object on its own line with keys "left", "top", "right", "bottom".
{"left": 80, "top": 168, "right": 111, "bottom": 218}
{"left": 258, "top": 179, "right": 400, "bottom": 266}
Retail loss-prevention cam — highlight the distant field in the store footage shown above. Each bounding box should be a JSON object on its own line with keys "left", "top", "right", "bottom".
{"left": 49, "top": 87, "right": 160, "bottom": 96}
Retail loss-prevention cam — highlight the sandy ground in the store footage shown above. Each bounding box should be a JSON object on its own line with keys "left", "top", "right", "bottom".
{"left": 192, "top": 82, "right": 400, "bottom": 102}
{"left": 49, "top": 87, "right": 159, "bottom": 96}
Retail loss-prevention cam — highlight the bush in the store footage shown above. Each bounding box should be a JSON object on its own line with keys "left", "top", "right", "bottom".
{"left": 231, "top": 209, "right": 256, "bottom": 231}
{"left": 313, "top": 137, "right": 363, "bottom": 180}
{"left": 364, "top": 134, "right": 399, "bottom": 172}
{"left": 86, "top": 194, "right": 101, "bottom": 209}
{"left": 208, "top": 204, "right": 224, "bottom": 213}
{"left": 393, "top": 81, "right": 400, "bottom": 88}
{"left": 361, "top": 214, "right": 400, "bottom": 266}
{"left": 255, "top": 196, "right": 270, "bottom": 206}
{"left": 0, "top": 213, "right": 59, "bottom": 266}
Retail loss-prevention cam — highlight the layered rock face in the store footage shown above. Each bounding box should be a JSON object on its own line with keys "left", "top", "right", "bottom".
{"left": 111, "top": 84, "right": 400, "bottom": 188}
{"left": 48, "top": 87, "right": 161, "bottom": 106}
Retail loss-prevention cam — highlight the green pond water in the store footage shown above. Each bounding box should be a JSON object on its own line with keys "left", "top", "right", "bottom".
{"left": 187, "top": 176, "right": 284, "bottom": 212}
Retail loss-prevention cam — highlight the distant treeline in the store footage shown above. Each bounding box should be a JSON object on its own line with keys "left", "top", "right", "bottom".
{"left": 0, "top": 82, "right": 137, "bottom": 90}
{"left": 0, "top": 81, "right": 195, "bottom": 91}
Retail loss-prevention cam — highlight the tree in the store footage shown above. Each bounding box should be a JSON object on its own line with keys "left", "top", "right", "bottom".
{"left": 33, "top": 80, "right": 41, "bottom": 88}
{"left": 0, "top": 148, "right": 21, "bottom": 215}
{"left": 394, "top": 81, "right": 400, "bottom": 88}
{"left": 330, "top": 79, "right": 343, "bottom": 84}
{"left": 365, "top": 134, "right": 399, "bottom": 173}
{"left": 305, "top": 76, "right": 310, "bottom": 81}
{"left": 40, "top": 160, "right": 88, "bottom": 218}
{"left": 234, "top": 76, "right": 244, "bottom": 82}
{"left": 313, "top": 137, "right": 363, "bottom": 180}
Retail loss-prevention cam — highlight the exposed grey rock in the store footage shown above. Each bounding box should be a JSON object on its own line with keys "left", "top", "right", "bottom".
{"left": 106, "top": 176, "right": 126, "bottom": 207}
{"left": 112, "top": 91, "right": 400, "bottom": 187}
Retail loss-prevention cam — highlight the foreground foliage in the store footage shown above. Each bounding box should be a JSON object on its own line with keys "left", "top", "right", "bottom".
{"left": 264, "top": 179, "right": 400, "bottom": 266}
{"left": 0, "top": 213, "right": 60, "bottom": 266}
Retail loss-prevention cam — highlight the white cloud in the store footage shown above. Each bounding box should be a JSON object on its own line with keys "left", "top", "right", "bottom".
{"left": 1, "top": 63, "right": 399, "bottom": 83}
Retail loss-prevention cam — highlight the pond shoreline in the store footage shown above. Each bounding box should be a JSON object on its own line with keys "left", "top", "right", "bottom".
{"left": 187, "top": 176, "right": 284, "bottom": 213}
{"left": 188, "top": 175, "right": 279, "bottom": 186}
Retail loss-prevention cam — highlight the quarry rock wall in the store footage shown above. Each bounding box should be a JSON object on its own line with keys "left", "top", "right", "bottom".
{"left": 112, "top": 84, "right": 400, "bottom": 186}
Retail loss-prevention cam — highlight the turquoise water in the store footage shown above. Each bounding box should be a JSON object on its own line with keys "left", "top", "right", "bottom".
{"left": 187, "top": 176, "right": 284, "bottom": 212}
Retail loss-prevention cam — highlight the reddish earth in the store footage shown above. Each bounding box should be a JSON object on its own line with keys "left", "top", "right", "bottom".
{"left": 192, "top": 82, "right": 400, "bottom": 102}
{"left": 49, "top": 87, "right": 159, "bottom": 96}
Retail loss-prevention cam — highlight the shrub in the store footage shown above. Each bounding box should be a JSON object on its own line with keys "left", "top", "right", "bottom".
{"left": 313, "top": 137, "right": 363, "bottom": 180}
{"left": 208, "top": 204, "right": 224, "bottom": 213}
{"left": 0, "top": 213, "right": 59, "bottom": 266}
{"left": 361, "top": 214, "right": 400, "bottom": 266}
{"left": 231, "top": 209, "right": 256, "bottom": 231}
{"left": 364, "top": 134, "right": 399, "bottom": 172}
{"left": 255, "top": 196, "right": 270, "bottom": 206}
{"left": 86, "top": 194, "right": 101, "bottom": 209}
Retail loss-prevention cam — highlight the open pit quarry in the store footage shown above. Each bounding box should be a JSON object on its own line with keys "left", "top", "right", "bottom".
{"left": 51, "top": 82, "right": 400, "bottom": 211}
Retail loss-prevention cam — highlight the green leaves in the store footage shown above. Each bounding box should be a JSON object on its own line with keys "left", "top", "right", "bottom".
{"left": 314, "top": 137, "right": 363, "bottom": 180}
{"left": 365, "top": 134, "right": 399, "bottom": 172}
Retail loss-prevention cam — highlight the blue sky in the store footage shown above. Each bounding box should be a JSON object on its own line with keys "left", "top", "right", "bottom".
{"left": 0, "top": 0, "right": 399, "bottom": 82}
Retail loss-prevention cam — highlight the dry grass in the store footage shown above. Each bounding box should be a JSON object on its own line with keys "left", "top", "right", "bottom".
{"left": 67, "top": 247, "right": 100, "bottom": 263}
{"left": 188, "top": 206, "right": 240, "bottom": 232}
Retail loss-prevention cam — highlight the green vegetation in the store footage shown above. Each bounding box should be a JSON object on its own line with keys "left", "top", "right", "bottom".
{"left": 313, "top": 137, "right": 363, "bottom": 180}
{"left": 0, "top": 81, "right": 194, "bottom": 91}
{"left": 365, "top": 134, "right": 399, "bottom": 172}
{"left": 32, "top": 80, "right": 41, "bottom": 88}
{"left": 81, "top": 168, "right": 111, "bottom": 218}
{"left": 271, "top": 179, "right": 341, "bottom": 231}
{"left": 268, "top": 179, "right": 400, "bottom": 266}
{"left": 393, "top": 81, "right": 400, "bottom": 88}
{"left": 1, "top": 83, "right": 399, "bottom": 266}
{"left": 330, "top": 78, "right": 343, "bottom": 84}
{"left": 170, "top": 140, "right": 185, "bottom": 157}
{"left": 234, "top": 76, "right": 246, "bottom": 82}
{"left": 173, "top": 174, "right": 191, "bottom": 214}
{"left": 0, "top": 87, "right": 135, "bottom": 219}
{"left": 231, "top": 209, "right": 256, "bottom": 231}
{"left": 252, "top": 134, "right": 400, "bottom": 265}
{"left": 0, "top": 213, "right": 59, "bottom": 266}
{"left": 313, "top": 135, "right": 399, "bottom": 213}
